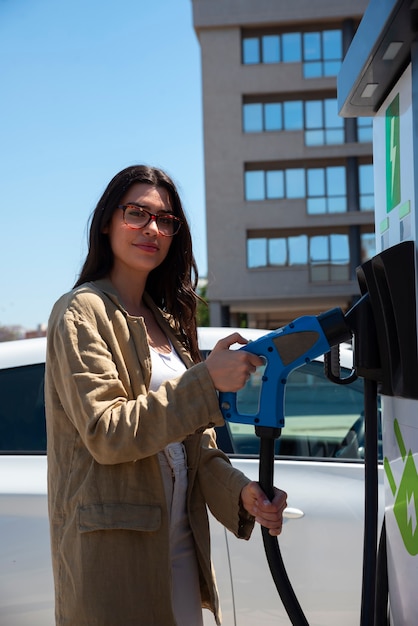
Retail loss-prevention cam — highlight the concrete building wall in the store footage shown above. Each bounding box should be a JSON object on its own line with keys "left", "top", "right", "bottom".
{"left": 192, "top": 0, "right": 372, "bottom": 328}
{"left": 192, "top": 0, "right": 367, "bottom": 28}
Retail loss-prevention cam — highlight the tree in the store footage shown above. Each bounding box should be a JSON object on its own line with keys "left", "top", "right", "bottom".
{"left": 196, "top": 281, "right": 210, "bottom": 327}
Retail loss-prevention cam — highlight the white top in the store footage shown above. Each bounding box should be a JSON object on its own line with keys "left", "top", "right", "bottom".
{"left": 150, "top": 343, "right": 204, "bottom": 626}
{"left": 148, "top": 342, "right": 187, "bottom": 391}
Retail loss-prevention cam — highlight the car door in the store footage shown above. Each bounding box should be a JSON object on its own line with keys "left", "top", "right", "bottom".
{"left": 0, "top": 347, "right": 54, "bottom": 626}
{"left": 204, "top": 356, "right": 384, "bottom": 626}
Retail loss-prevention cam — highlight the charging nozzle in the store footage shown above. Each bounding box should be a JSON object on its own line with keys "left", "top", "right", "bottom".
{"left": 317, "top": 307, "right": 352, "bottom": 347}
{"left": 219, "top": 306, "right": 354, "bottom": 428}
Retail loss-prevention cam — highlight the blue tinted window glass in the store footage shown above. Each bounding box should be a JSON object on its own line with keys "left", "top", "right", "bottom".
{"left": 305, "top": 101, "right": 323, "bottom": 129}
{"left": 327, "top": 166, "right": 346, "bottom": 196}
{"left": 245, "top": 171, "right": 265, "bottom": 200}
{"left": 288, "top": 235, "right": 308, "bottom": 264}
{"left": 284, "top": 101, "right": 303, "bottom": 130}
{"left": 243, "top": 104, "right": 263, "bottom": 132}
{"left": 324, "top": 99, "right": 342, "bottom": 128}
{"left": 358, "top": 126, "right": 373, "bottom": 142}
{"left": 359, "top": 163, "right": 375, "bottom": 211}
{"left": 266, "top": 170, "right": 284, "bottom": 198}
{"left": 324, "top": 60, "right": 341, "bottom": 76}
{"left": 262, "top": 35, "right": 280, "bottom": 63}
{"left": 303, "top": 62, "right": 322, "bottom": 78}
{"left": 286, "top": 169, "right": 305, "bottom": 198}
{"left": 243, "top": 38, "right": 260, "bottom": 64}
{"left": 359, "top": 164, "right": 374, "bottom": 195}
{"left": 358, "top": 117, "right": 373, "bottom": 142}
{"left": 247, "top": 238, "right": 267, "bottom": 268}
{"left": 323, "top": 30, "right": 342, "bottom": 60}
{"left": 324, "top": 129, "right": 344, "bottom": 144}
{"left": 264, "top": 103, "right": 282, "bottom": 130}
{"left": 307, "top": 168, "right": 325, "bottom": 196}
{"left": 310, "top": 236, "right": 328, "bottom": 262}
{"left": 303, "top": 32, "right": 321, "bottom": 60}
{"left": 330, "top": 234, "right": 349, "bottom": 262}
{"left": 360, "top": 195, "right": 374, "bottom": 211}
{"left": 269, "top": 238, "right": 287, "bottom": 265}
{"left": 307, "top": 198, "right": 326, "bottom": 214}
{"left": 358, "top": 117, "right": 373, "bottom": 129}
{"left": 282, "top": 33, "right": 302, "bottom": 62}
{"left": 328, "top": 197, "right": 347, "bottom": 213}
{"left": 305, "top": 130, "right": 325, "bottom": 146}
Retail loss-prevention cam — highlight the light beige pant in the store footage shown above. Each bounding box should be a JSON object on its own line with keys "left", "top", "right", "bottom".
{"left": 159, "top": 443, "right": 204, "bottom": 626}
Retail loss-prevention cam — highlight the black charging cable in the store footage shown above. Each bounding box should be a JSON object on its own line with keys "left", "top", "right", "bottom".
{"left": 360, "top": 377, "right": 379, "bottom": 625}
{"left": 253, "top": 337, "right": 381, "bottom": 625}
{"left": 256, "top": 426, "right": 309, "bottom": 626}
{"left": 374, "top": 517, "right": 389, "bottom": 625}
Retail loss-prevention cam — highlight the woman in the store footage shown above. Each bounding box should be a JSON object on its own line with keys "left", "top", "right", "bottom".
{"left": 45, "top": 164, "right": 287, "bottom": 626}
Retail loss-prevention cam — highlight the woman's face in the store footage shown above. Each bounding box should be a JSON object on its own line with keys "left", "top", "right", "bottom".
{"left": 105, "top": 183, "right": 174, "bottom": 278}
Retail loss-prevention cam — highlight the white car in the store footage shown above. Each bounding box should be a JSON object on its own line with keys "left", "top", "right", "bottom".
{"left": 0, "top": 329, "right": 383, "bottom": 626}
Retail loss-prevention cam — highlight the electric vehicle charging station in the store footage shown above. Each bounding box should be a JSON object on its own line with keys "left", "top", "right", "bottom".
{"left": 338, "top": 0, "right": 418, "bottom": 623}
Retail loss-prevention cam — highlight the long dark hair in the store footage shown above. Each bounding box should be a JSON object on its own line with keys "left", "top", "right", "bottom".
{"left": 74, "top": 165, "right": 202, "bottom": 362}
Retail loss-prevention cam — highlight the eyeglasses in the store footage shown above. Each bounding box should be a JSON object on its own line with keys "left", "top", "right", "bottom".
{"left": 118, "top": 204, "right": 182, "bottom": 237}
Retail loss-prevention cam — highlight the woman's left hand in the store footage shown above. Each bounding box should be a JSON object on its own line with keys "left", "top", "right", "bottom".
{"left": 240, "top": 481, "right": 287, "bottom": 536}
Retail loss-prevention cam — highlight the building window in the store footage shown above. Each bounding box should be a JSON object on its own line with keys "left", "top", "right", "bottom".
{"left": 242, "top": 28, "right": 342, "bottom": 77}
{"left": 243, "top": 100, "right": 371, "bottom": 145}
{"left": 245, "top": 171, "right": 266, "bottom": 201}
{"left": 263, "top": 35, "right": 280, "bottom": 63}
{"left": 245, "top": 163, "right": 374, "bottom": 213}
{"left": 245, "top": 168, "right": 304, "bottom": 201}
{"left": 357, "top": 117, "right": 373, "bottom": 142}
{"left": 359, "top": 164, "right": 374, "bottom": 211}
{"left": 242, "top": 37, "right": 261, "bottom": 64}
{"left": 243, "top": 97, "right": 344, "bottom": 145}
{"left": 303, "top": 30, "right": 342, "bottom": 78}
{"left": 305, "top": 99, "right": 343, "bottom": 145}
{"left": 243, "top": 103, "right": 264, "bottom": 132}
{"left": 247, "top": 238, "right": 267, "bottom": 268}
{"left": 283, "top": 32, "right": 302, "bottom": 62}
{"left": 247, "top": 233, "right": 350, "bottom": 281}
{"left": 247, "top": 235, "right": 308, "bottom": 269}
{"left": 306, "top": 166, "right": 346, "bottom": 214}
{"left": 309, "top": 234, "right": 349, "bottom": 281}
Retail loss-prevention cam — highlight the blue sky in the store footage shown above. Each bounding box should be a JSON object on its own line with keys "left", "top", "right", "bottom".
{"left": 0, "top": 0, "right": 206, "bottom": 330}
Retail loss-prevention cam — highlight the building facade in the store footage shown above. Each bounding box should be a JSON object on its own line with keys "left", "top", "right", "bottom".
{"left": 191, "top": 0, "right": 373, "bottom": 328}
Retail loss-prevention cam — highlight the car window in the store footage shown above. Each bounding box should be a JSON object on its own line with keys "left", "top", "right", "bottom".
{"left": 223, "top": 360, "right": 382, "bottom": 461}
{"left": 0, "top": 349, "right": 382, "bottom": 461}
{"left": 0, "top": 363, "right": 46, "bottom": 454}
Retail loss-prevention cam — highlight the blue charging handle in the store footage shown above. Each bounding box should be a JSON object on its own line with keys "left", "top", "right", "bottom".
{"left": 219, "top": 316, "right": 332, "bottom": 428}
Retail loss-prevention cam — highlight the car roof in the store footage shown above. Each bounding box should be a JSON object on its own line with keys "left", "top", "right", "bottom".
{"left": 197, "top": 326, "right": 267, "bottom": 350}
{"left": 0, "top": 336, "right": 46, "bottom": 368}
{"left": 198, "top": 327, "right": 353, "bottom": 367}
{"left": 0, "top": 328, "right": 353, "bottom": 369}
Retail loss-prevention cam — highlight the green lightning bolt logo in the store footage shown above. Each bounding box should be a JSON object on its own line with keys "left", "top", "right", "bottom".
{"left": 384, "top": 419, "right": 418, "bottom": 555}
{"left": 385, "top": 93, "right": 401, "bottom": 213}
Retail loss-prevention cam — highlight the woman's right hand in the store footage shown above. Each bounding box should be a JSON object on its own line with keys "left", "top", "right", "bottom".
{"left": 204, "top": 332, "right": 264, "bottom": 392}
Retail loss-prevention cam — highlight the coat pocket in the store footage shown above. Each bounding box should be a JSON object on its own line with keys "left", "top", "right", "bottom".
{"left": 78, "top": 502, "right": 161, "bottom": 533}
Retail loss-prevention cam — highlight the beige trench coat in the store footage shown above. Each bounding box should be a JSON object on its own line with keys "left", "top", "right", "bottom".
{"left": 45, "top": 279, "right": 254, "bottom": 626}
